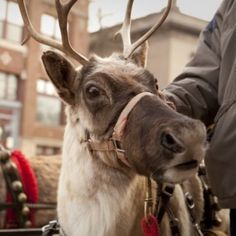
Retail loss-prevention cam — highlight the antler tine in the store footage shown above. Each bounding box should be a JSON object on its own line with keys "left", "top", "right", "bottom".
{"left": 55, "top": 0, "right": 88, "bottom": 65}
{"left": 17, "top": 0, "right": 89, "bottom": 66}
{"left": 116, "top": 0, "right": 134, "bottom": 57}
{"left": 120, "top": 0, "right": 172, "bottom": 59}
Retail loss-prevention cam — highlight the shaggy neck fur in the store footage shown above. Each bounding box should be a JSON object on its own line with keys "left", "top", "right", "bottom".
{"left": 57, "top": 119, "right": 145, "bottom": 236}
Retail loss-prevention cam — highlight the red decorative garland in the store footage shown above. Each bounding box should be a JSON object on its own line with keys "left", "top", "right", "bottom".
{"left": 5, "top": 150, "right": 38, "bottom": 228}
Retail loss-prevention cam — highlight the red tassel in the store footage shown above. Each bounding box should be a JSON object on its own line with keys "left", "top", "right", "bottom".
{"left": 141, "top": 215, "right": 160, "bottom": 236}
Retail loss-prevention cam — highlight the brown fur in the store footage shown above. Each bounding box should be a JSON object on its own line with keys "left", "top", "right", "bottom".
{"left": 28, "top": 155, "right": 61, "bottom": 226}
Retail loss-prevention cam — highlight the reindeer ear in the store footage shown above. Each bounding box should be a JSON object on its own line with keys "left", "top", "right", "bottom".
{"left": 130, "top": 41, "right": 149, "bottom": 68}
{"left": 41, "top": 51, "right": 77, "bottom": 105}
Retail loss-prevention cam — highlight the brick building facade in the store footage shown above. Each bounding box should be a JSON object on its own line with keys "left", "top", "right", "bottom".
{"left": 0, "top": 0, "right": 89, "bottom": 156}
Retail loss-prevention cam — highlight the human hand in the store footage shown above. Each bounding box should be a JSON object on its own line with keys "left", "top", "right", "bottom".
{"left": 158, "top": 90, "right": 176, "bottom": 110}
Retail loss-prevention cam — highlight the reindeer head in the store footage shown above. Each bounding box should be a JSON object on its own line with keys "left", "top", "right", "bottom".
{"left": 18, "top": 0, "right": 207, "bottom": 183}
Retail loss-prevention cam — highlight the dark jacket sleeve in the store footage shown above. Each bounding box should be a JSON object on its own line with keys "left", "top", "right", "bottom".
{"left": 164, "top": 1, "right": 228, "bottom": 125}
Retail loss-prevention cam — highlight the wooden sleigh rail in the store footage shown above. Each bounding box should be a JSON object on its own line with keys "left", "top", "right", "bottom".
{"left": 0, "top": 220, "right": 60, "bottom": 236}
{"left": 0, "top": 228, "right": 43, "bottom": 236}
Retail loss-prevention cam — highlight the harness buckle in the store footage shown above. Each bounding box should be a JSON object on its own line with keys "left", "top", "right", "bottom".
{"left": 184, "top": 192, "right": 204, "bottom": 236}
{"left": 144, "top": 196, "right": 153, "bottom": 219}
{"left": 42, "top": 220, "right": 60, "bottom": 236}
{"left": 169, "top": 216, "right": 180, "bottom": 235}
{"left": 162, "top": 183, "right": 175, "bottom": 197}
{"left": 185, "top": 192, "right": 195, "bottom": 209}
{"left": 144, "top": 177, "right": 153, "bottom": 221}
{"left": 111, "top": 138, "right": 125, "bottom": 154}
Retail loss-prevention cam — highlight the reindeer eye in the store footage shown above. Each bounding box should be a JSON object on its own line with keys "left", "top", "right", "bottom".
{"left": 86, "top": 85, "right": 101, "bottom": 99}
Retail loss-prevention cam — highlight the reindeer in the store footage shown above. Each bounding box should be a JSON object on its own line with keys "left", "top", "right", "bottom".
{"left": 15, "top": 0, "right": 229, "bottom": 235}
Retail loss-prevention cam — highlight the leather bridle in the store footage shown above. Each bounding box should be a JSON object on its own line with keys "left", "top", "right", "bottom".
{"left": 85, "top": 92, "right": 155, "bottom": 167}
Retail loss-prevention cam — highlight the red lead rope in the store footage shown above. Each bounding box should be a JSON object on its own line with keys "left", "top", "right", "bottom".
{"left": 141, "top": 215, "right": 160, "bottom": 236}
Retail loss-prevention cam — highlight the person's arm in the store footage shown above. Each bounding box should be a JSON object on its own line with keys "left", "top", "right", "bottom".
{"left": 164, "top": 0, "right": 228, "bottom": 126}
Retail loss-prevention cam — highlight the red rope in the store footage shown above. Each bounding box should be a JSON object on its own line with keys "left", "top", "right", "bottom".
{"left": 5, "top": 150, "right": 38, "bottom": 228}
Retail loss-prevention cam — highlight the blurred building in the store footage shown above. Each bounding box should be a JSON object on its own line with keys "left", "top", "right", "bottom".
{"left": 90, "top": 3, "right": 208, "bottom": 89}
{"left": 0, "top": 0, "right": 89, "bottom": 156}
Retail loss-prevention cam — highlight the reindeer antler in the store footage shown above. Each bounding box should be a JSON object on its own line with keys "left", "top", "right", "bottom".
{"left": 117, "top": 0, "right": 172, "bottom": 59}
{"left": 17, "top": 0, "right": 89, "bottom": 66}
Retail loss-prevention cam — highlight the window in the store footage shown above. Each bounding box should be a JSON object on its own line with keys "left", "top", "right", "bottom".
{"left": 36, "top": 79, "right": 65, "bottom": 126}
{"left": 36, "top": 145, "right": 61, "bottom": 155}
{"left": 36, "top": 79, "right": 56, "bottom": 96}
{"left": 0, "top": 0, "right": 24, "bottom": 43}
{"left": 0, "top": 72, "right": 18, "bottom": 100}
{"left": 0, "top": 123, "right": 14, "bottom": 149}
{"left": 40, "top": 14, "right": 61, "bottom": 40}
{"left": 37, "top": 95, "right": 61, "bottom": 125}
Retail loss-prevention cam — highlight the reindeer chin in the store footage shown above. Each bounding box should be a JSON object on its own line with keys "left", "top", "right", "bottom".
{"left": 174, "top": 160, "right": 198, "bottom": 170}
{"left": 161, "top": 166, "right": 199, "bottom": 184}
{"left": 149, "top": 159, "right": 200, "bottom": 184}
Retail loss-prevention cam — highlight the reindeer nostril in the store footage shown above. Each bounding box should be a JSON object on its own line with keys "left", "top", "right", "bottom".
{"left": 164, "top": 133, "right": 175, "bottom": 145}
{"left": 161, "top": 132, "right": 184, "bottom": 153}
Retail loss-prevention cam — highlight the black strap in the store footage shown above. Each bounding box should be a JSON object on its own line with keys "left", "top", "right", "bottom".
{"left": 166, "top": 207, "right": 180, "bottom": 236}
{"left": 198, "top": 164, "right": 222, "bottom": 229}
{"left": 185, "top": 192, "right": 204, "bottom": 236}
{"left": 155, "top": 183, "right": 182, "bottom": 235}
{"left": 155, "top": 183, "right": 175, "bottom": 223}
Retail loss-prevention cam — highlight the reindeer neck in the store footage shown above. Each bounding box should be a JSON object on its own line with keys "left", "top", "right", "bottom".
{"left": 57, "top": 123, "right": 144, "bottom": 236}
{"left": 61, "top": 122, "right": 135, "bottom": 189}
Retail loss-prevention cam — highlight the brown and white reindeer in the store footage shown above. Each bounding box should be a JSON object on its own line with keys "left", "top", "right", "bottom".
{"left": 15, "top": 0, "right": 229, "bottom": 235}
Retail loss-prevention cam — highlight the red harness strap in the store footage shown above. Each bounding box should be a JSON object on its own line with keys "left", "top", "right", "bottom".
{"left": 5, "top": 150, "right": 38, "bottom": 228}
